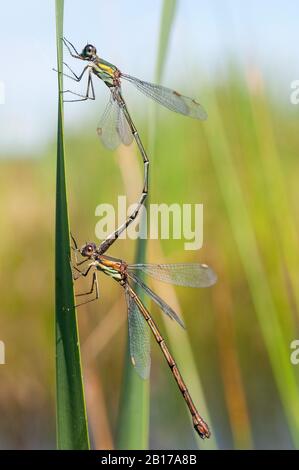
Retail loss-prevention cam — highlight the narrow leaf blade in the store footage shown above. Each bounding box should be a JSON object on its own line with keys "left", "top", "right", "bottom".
{"left": 55, "top": 0, "right": 90, "bottom": 450}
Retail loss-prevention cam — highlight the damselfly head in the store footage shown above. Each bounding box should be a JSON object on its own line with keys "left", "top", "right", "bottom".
{"left": 80, "top": 242, "right": 97, "bottom": 257}
{"left": 81, "top": 44, "right": 97, "bottom": 60}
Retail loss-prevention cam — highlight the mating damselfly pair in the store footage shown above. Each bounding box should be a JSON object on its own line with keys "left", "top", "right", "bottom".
{"left": 62, "top": 39, "right": 215, "bottom": 439}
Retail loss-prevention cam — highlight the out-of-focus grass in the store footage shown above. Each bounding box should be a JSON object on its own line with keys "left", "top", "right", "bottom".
{"left": 202, "top": 71, "right": 299, "bottom": 447}
{"left": 1, "top": 65, "right": 299, "bottom": 448}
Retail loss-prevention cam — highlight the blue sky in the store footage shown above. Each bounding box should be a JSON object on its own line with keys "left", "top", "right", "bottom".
{"left": 0, "top": 0, "right": 298, "bottom": 155}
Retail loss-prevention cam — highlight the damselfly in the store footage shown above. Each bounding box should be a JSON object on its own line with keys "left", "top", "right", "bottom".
{"left": 60, "top": 38, "right": 208, "bottom": 136}
{"left": 58, "top": 38, "right": 207, "bottom": 254}
{"left": 71, "top": 238, "right": 217, "bottom": 439}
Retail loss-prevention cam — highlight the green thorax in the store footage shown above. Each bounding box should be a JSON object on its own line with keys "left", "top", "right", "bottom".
{"left": 92, "top": 56, "right": 119, "bottom": 86}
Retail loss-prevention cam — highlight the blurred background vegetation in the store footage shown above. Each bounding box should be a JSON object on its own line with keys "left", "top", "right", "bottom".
{"left": 1, "top": 0, "right": 299, "bottom": 450}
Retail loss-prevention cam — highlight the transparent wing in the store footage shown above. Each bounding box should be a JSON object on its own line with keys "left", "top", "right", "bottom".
{"left": 96, "top": 96, "right": 121, "bottom": 150}
{"left": 122, "top": 73, "right": 208, "bottom": 120}
{"left": 127, "top": 263, "right": 217, "bottom": 288}
{"left": 128, "top": 272, "right": 185, "bottom": 329}
{"left": 96, "top": 93, "right": 133, "bottom": 150}
{"left": 117, "top": 105, "right": 134, "bottom": 146}
{"left": 125, "top": 286, "right": 151, "bottom": 380}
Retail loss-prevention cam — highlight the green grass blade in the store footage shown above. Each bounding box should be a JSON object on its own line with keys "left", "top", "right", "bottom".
{"left": 155, "top": 0, "right": 177, "bottom": 81}
{"left": 55, "top": 0, "right": 90, "bottom": 450}
{"left": 117, "top": 0, "right": 177, "bottom": 449}
{"left": 149, "top": 0, "right": 177, "bottom": 161}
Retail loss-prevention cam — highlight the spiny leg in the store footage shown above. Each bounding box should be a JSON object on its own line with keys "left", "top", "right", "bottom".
{"left": 62, "top": 37, "right": 81, "bottom": 58}
{"left": 70, "top": 232, "right": 79, "bottom": 250}
{"left": 59, "top": 38, "right": 95, "bottom": 101}
{"left": 75, "top": 271, "right": 99, "bottom": 308}
{"left": 70, "top": 233, "right": 88, "bottom": 268}
{"left": 63, "top": 72, "right": 95, "bottom": 102}
{"left": 53, "top": 63, "right": 90, "bottom": 83}
{"left": 76, "top": 271, "right": 98, "bottom": 297}
{"left": 70, "top": 255, "right": 89, "bottom": 273}
{"left": 72, "top": 263, "right": 94, "bottom": 281}
{"left": 70, "top": 232, "right": 80, "bottom": 265}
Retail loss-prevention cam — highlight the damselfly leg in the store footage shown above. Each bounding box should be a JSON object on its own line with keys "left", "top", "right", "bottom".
{"left": 62, "top": 72, "right": 95, "bottom": 102}
{"left": 62, "top": 37, "right": 82, "bottom": 59}
{"left": 74, "top": 271, "right": 99, "bottom": 307}
{"left": 70, "top": 253, "right": 100, "bottom": 307}
{"left": 70, "top": 233, "right": 90, "bottom": 267}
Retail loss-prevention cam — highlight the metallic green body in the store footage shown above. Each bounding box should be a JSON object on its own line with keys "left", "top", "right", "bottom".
{"left": 91, "top": 57, "right": 118, "bottom": 87}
